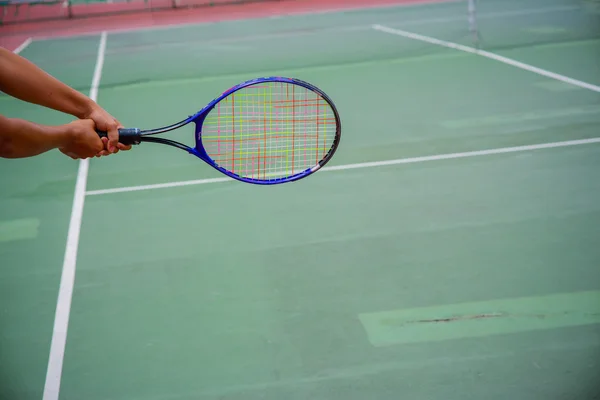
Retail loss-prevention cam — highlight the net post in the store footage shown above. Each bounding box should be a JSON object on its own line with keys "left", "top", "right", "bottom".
{"left": 467, "top": 0, "right": 479, "bottom": 48}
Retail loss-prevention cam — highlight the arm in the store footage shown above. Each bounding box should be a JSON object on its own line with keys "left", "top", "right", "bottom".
{"left": 0, "top": 46, "right": 129, "bottom": 153}
{"left": 0, "top": 47, "right": 95, "bottom": 120}
{"left": 0, "top": 114, "right": 103, "bottom": 159}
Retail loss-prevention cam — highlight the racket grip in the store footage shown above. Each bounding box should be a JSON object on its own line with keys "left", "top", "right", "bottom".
{"left": 97, "top": 128, "right": 142, "bottom": 145}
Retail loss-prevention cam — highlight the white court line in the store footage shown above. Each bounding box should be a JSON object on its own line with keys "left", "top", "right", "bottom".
{"left": 13, "top": 38, "right": 32, "bottom": 54}
{"left": 99, "top": 5, "right": 579, "bottom": 54}
{"left": 85, "top": 137, "right": 600, "bottom": 196}
{"left": 42, "top": 31, "right": 107, "bottom": 400}
{"left": 87, "top": 176, "right": 233, "bottom": 195}
{"left": 372, "top": 24, "right": 600, "bottom": 93}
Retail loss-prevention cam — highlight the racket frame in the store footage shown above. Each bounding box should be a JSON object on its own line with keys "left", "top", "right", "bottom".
{"left": 106, "top": 77, "right": 341, "bottom": 185}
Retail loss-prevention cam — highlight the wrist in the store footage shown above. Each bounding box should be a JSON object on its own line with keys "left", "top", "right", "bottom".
{"left": 54, "top": 123, "right": 76, "bottom": 149}
{"left": 76, "top": 97, "right": 98, "bottom": 119}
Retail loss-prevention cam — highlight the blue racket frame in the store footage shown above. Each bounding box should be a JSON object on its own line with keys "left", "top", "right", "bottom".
{"left": 99, "top": 76, "right": 341, "bottom": 185}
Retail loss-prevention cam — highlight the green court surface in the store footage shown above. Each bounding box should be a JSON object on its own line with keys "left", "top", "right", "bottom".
{"left": 1, "top": 0, "right": 600, "bottom": 399}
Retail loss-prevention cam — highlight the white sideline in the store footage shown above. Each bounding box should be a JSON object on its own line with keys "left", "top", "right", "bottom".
{"left": 42, "top": 31, "right": 108, "bottom": 400}
{"left": 372, "top": 24, "right": 600, "bottom": 93}
{"left": 85, "top": 137, "right": 600, "bottom": 196}
{"left": 13, "top": 38, "right": 32, "bottom": 54}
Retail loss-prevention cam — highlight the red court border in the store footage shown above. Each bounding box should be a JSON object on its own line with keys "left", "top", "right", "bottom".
{"left": 2, "top": 0, "right": 454, "bottom": 51}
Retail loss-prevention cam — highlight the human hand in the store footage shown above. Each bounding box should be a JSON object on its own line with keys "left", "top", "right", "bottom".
{"left": 59, "top": 119, "right": 105, "bottom": 159}
{"left": 84, "top": 104, "right": 132, "bottom": 156}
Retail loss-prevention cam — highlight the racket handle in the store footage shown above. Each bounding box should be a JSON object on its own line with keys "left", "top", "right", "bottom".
{"left": 96, "top": 128, "right": 142, "bottom": 145}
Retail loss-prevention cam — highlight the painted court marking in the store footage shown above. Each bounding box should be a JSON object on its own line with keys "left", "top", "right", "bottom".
{"left": 42, "top": 31, "right": 107, "bottom": 400}
{"left": 99, "top": 5, "right": 576, "bottom": 54}
{"left": 85, "top": 137, "right": 600, "bottom": 196}
{"left": 359, "top": 290, "right": 600, "bottom": 347}
{"left": 372, "top": 24, "right": 600, "bottom": 93}
{"left": 13, "top": 38, "right": 32, "bottom": 54}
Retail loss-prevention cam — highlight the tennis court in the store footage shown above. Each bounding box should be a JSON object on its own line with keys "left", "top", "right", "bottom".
{"left": 1, "top": 0, "right": 600, "bottom": 399}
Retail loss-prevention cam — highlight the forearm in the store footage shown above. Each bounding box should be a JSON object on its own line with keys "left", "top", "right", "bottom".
{"left": 0, "top": 47, "right": 95, "bottom": 119}
{"left": 0, "top": 114, "right": 70, "bottom": 158}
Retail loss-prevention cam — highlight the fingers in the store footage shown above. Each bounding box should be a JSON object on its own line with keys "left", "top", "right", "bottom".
{"left": 114, "top": 121, "right": 131, "bottom": 152}
{"left": 100, "top": 118, "right": 131, "bottom": 154}
{"left": 96, "top": 143, "right": 110, "bottom": 157}
{"left": 96, "top": 137, "right": 111, "bottom": 157}
{"left": 103, "top": 126, "right": 132, "bottom": 154}
{"left": 94, "top": 136, "right": 130, "bottom": 158}
{"left": 86, "top": 105, "right": 132, "bottom": 156}
{"left": 117, "top": 142, "right": 132, "bottom": 151}
{"left": 91, "top": 125, "right": 105, "bottom": 156}
{"left": 107, "top": 120, "right": 120, "bottom": 153}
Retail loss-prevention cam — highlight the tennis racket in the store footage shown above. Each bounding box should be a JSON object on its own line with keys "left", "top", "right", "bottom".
{"left": 97, "top": 77, "right": 341, "bottom": 185}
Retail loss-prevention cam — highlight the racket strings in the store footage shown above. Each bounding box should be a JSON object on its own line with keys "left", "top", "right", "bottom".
{"left": 201, "top": 81, "right": 337, "bottom": 181}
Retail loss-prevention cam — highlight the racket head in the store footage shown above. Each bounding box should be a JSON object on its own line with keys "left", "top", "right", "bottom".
{"left": 191, "top": 77, "right": 341, "bottom": 185}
